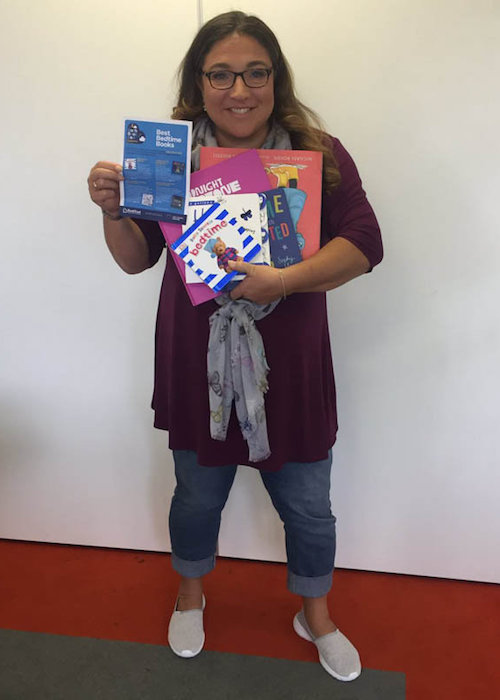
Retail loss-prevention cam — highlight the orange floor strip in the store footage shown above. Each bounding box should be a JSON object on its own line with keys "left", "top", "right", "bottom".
{"left": 0, "top": 540, "right": 498, "bottom": 699}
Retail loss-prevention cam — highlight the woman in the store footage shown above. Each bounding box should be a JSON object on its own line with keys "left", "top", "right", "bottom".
{"left": 88, "top": 11, "right": 382, "bottom": 683}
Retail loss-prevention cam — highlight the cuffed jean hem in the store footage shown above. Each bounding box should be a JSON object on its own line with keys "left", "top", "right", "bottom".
{"left": 287, "top": 570, "right": 333, "bottom": 597}
{"left": 171, "top": 552, "right": 216, "bottom": 578}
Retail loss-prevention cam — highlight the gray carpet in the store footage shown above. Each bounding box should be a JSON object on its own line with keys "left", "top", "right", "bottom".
{"left": 0, "top": 628, "right": 405, "bottom": 699}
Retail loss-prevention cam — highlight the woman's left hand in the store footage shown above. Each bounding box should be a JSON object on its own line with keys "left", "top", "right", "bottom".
{"left": 227, "top": 261, "right": 285, "bottom": 305}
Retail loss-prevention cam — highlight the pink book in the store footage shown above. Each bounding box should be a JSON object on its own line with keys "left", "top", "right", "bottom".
{"left": 160, "top": 149, "right": 270, "bottom": 306}
{"left": 200, "top": 147, "right": 323, "bottom": 261}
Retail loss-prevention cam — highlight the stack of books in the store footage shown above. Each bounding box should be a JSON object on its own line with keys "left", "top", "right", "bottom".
{"left": 160, "top": 146, "right": 322, "bottom": 305}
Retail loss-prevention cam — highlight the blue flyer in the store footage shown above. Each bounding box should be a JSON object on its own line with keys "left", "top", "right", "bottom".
{"left": 119, "top": 118, "right": 192, "bottom": 224}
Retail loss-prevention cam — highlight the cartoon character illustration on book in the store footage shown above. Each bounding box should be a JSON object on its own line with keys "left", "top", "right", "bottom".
{"left": 126, "top": 123, "right": 146, "bottom": 143}
{"left": 240, "top": 207, "right": 253, "bottom": 221}
{"left": 205, "top": 237, "right": 243, "bottom": 272}
{"left": 265, "top": 163, "right": 306, "bottom": 189}
{"left": 295, "top": 232, "right": 305, "bottom": 251}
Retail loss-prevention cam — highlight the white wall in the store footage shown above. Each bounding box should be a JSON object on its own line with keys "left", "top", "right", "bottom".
{"left": 1, "top": 1, "right": 499, "bottom": 583}
{"left": 212, "top": 0, "right": 500, "bottom": 583}
{"left": 0, "top": 0, "right": 200, "bottom": 551}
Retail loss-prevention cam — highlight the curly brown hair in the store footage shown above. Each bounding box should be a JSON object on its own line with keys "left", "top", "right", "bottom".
{"left": 171, "top": 11, "right": 340, "bottom": 192}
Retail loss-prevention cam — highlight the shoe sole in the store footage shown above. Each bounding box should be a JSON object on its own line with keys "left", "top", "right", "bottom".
{"left": 293, "top": 614, "right": 361, "bottom": 683}
{"left": 169, "top": 632, "right": 205, "bottom": 659}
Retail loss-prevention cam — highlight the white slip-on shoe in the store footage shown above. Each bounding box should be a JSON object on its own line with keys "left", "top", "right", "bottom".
{"left": 168, "top": 595, "right": 206, "bottom": 658}
{"left": 293, "top": 610, "right": 361, "bottom": 682}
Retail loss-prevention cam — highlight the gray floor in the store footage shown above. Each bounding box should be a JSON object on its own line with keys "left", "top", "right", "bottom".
{"left": 0, "top": 628, "right": 405, "bottom": 700}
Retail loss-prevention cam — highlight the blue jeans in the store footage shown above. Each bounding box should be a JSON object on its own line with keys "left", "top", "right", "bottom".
{"left": 169, "top": 450, "right": 336, "bottom": 597}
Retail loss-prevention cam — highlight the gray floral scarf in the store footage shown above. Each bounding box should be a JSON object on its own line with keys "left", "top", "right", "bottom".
{"left": 192, "top": 117, "right": 292, "bottom": 462}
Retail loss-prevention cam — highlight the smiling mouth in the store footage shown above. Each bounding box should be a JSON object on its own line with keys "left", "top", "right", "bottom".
{"left": 228, "top": 107, "right": 252, "bottom": 114}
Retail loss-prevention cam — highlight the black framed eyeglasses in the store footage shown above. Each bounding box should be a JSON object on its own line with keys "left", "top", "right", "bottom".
{"left": 202, "top": 67, "right": 273, "bottom": 90}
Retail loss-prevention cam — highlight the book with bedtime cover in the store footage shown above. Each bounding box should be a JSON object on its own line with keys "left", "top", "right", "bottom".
{"left": 159, "top": 149, "right": 270, "bottom": 305}
{"left": 261, "top": 189, "right": 302, "bottom": 268}
{"left": 200, "top": 147, "right": 323, "bottom": 260}
{"left": 171, "top": 200, "right": 262, "bottom": 292}
{"left": 184, "top": 192, "right": 269, "bottom": 287}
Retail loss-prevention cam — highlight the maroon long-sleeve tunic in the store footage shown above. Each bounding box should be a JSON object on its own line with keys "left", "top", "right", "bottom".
{"left": 135, "top": 137, "right": 383, "bottom": 471}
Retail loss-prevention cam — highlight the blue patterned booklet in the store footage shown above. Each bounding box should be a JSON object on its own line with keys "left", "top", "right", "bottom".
{"left": 119, "top": 118, "right": 192, "bottom": 224}
{"left": 171, "top": 199, "right": 262, "bottom": 292}
{"left": 183, "top": 192, "right": 269, "bottom": 288}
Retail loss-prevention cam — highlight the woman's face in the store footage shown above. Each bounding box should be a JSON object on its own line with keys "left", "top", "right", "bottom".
{"left": 201, "top": 33, "right": 274, "bottom": 149}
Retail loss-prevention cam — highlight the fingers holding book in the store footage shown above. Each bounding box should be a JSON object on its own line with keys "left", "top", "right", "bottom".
{"left": 228, "top": 261, "right": 286, "bottom": 305}
{"left": 87, "top": 161, "right": 123, "bottom": 217}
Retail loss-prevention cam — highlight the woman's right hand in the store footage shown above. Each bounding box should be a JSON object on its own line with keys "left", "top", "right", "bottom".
{"left": 87, "top": 161, "right": 123, "bottom": 218}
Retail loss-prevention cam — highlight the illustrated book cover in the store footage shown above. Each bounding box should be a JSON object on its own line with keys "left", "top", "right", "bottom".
{"left": 171, "top": 200, "right": 262, "bottom": 292}
{"left": 183, "top": 192, "right": 269, "bottom": 287}
{"left": 200, "top": 147, "right": 323, "bottom": 260}
{"left": 119, "top": 119, "right": 192, "bottom": 224}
